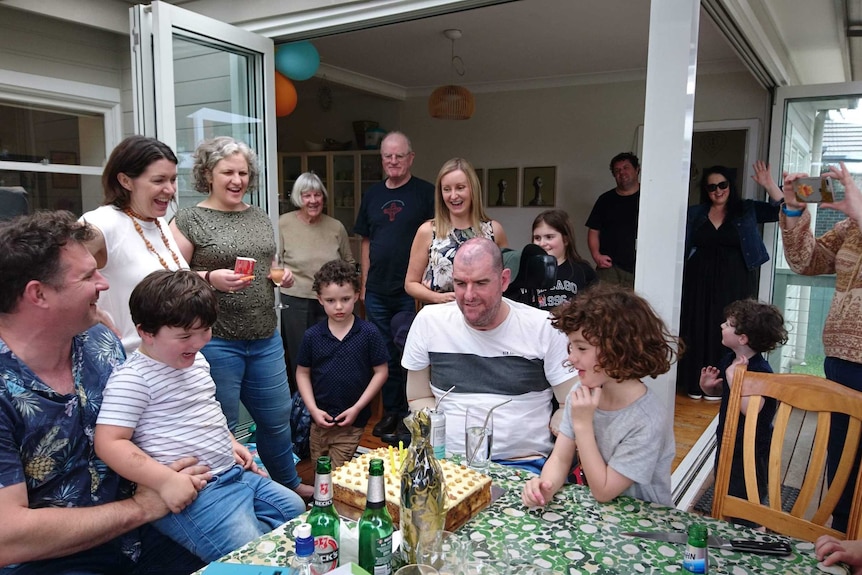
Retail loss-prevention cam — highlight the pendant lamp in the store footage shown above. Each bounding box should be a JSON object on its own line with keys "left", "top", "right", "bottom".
{"left": 428, "top": 29, "right": 475, "bottom": 120}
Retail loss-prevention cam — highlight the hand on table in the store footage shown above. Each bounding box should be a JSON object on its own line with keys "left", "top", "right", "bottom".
{"left": 522, "top": 477, "right": 556, "bottom": 507}
{"left": 815, "top": 535, "right": 862, "bottom": 573}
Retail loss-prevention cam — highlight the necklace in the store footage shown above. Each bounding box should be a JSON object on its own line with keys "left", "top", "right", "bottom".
{"left": 124, "top": 208, "right": 182, "bottom": 270}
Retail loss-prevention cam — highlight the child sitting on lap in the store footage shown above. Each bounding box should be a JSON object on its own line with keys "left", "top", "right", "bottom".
{"left": 522, "top": 284, "right": 682, "bottom": 506}
{"left": 700, "top": 299, "right": 787, "bottom": 519}
{"left": 94, "top": 270, "right": 305, "bottom": 562}
{"left": 296, "top": 259, "right": 389, "bottom": 469}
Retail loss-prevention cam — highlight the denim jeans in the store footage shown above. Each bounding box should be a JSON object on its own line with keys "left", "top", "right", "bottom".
{"left": 824, "top": 356, "right": 862, "bottom": 533}
{"left": 0, "top": 525, "right": 204, "bottom": 575}
{"left": 202, "top": 331, "right": 300, "bottom": 489}
{"left": 152, "top": 465, "right": 304, "bottom": 563}
{"left": 363, "top": 290, "right": 416, "bottom": 416}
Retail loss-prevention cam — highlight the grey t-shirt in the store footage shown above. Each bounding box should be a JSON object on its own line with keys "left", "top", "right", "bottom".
{"left": 560, "top": 386, "right": 674, "bottom": 506}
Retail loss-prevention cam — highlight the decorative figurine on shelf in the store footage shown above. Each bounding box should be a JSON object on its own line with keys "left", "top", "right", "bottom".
{"left": 400, "top": 409, "right": 446, "bottom": 564}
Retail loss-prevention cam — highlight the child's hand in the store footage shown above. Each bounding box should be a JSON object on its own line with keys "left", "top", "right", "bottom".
{"left": 310, "top": 406, "right": 335, "bottom": 428}
{"left": 569, "top": 384, "right": 601, "bottom": 430}
{"left": 725, "top": 354, "right": 749, "bottom": 387}
{"left": 159, "top": 473, "right": 199, "bottom": 514}
{"left": 231, "top": 440, "right": 265, "bottom": 476}
{"left": 334, "top": 406, "right": 359, "bottom": 427}
{"left": 699, "top": 366, "right": 723, "bottom": 396}
{"left": 522, "top": 477, "right": 556, "bottom": 507}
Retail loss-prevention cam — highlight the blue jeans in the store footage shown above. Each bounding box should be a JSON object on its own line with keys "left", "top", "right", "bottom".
{"left": 152, "top": 465, "right": 304, "bottom": 563}
{"left": 0, "top": 525, "right": 203, "bottom": 575}
{"left": 824, "top": 356, "right": 862, "bottom": 533}
{"left": 202, "top": 332, "right": 300, "bottom": 489}
{"left": 364, "top": 290, "right": 416, "bottom": 416}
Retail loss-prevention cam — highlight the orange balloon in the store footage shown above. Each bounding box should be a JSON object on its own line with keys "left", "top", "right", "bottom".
{"left": 275, "top": 72, "right": 297, "bottom": 117}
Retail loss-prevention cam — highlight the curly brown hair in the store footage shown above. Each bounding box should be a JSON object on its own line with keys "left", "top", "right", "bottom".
{"left": 551, "top": 283, "right": 683, "bottom": 381}
{"left": 313, "top": 259, "right": 360, "bottom": 294}
{"left": 723, "top": 299, "right": 788, "bottom": 353}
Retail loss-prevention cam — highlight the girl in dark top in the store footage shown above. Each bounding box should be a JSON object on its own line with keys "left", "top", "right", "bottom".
{"left": 524, "top": 209, "right": 597, "bottom": 311}
{"left": 677, "top": 165, "right": 783, "bottom": 399}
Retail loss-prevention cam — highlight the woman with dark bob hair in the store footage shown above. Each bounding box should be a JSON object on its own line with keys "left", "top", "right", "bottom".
{"left": 676, "top": 164, "right": 783, "bottom": 399}
{"left": 169, "top": 136, "right": 312, "bottom": 500}
{"left": 81, "top": 135, "right": 188, "bottom": 353}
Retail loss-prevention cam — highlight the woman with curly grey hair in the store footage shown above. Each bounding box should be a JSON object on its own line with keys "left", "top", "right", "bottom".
{"left": 170, "top": 136, "right": 312, "bottom": 500}
{"left": 278, "top": 172, "right": 354, "bottom": 386}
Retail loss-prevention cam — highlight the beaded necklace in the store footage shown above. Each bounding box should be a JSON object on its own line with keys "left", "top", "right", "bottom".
{"left": 124, "top": 208, "right": 183, "bottom": 270}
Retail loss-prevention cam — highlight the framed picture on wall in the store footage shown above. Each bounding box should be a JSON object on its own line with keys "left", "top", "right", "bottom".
{"left": 522, "top": 166, "right": 556, "bottom": 207}
{"left": 487, "top": 167, "right": 518, "bottom": 207}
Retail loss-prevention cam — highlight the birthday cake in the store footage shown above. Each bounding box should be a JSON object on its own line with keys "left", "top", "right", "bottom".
{"left": 330, "top": 447, "right": 492, "bottom": 531}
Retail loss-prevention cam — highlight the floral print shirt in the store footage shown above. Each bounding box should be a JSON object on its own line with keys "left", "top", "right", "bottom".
{"left": 423, "top": 220, "right": 494, "bottom": 293}
{"left": 0, "top": 325, "right": 135, "bottom": 561}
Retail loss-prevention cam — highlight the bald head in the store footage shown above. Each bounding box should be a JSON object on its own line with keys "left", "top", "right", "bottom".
{"left": 453, "top": 237, "right": 503, "bottom": 275}
{"left": 452, "top": 238, "right": 510, "bottom": 330}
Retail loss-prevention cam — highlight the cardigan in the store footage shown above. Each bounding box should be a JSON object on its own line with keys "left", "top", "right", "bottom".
{"left": 685, "top": 199, "right": 780, "bottom": 270}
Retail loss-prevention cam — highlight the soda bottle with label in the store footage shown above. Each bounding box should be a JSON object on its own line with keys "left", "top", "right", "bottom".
{"left": 307, "top": 456, "right": 340, "bottom": 571}
{"left": 682, "top": 523, "right": 708, "bottom": 573}
{"left": 358, "top": 458, "right": 393, "bottom": 575}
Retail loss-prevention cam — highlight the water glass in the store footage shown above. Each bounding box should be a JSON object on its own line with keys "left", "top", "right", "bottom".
{"left": 395, "top": 565, "right": 439, "bottom": 575}
{"left": 417, "top": 530, "right": 464, "bottom": 575}
{"left": 464, "top": 406, "right": 493, "bottom": 471}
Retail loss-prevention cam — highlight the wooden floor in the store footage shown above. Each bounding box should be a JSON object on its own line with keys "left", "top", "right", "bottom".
{"left": 297, "top": 394, "right": 719, "bottom": 484}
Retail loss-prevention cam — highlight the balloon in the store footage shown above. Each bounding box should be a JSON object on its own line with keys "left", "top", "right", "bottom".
{"left": 275, "top": 41, "right": 320, "bottom": 81}
{"left": 275, "top": 72, "right": 297, "bottom": 117}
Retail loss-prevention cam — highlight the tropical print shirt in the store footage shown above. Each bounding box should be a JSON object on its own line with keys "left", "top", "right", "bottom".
{"left": 0, "top": 325, "right": 135, "bottom": 559}
{"left": 423, "top": 220, "right": 495, "bottom": 293}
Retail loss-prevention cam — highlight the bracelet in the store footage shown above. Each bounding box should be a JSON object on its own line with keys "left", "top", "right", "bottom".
{"left": 781, "top": 204, "right": 805, "bottom": 217}
{"left": 204, "top": 270, "right": 214, "bottom": 287}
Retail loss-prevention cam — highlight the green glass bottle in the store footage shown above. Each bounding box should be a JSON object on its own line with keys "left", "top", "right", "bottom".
{"left": 358, "top": 458, "right": 393, "bottom": 575}
{"left": 307, "top": 456, "right": 340, "bottom": 572}
{"left": 682, "top": 523, "right": 708, "bottom": 573}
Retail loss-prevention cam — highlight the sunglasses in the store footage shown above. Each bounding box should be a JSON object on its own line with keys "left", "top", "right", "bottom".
{"left": 706, "top": 180, "right": 730, "bottom": 193}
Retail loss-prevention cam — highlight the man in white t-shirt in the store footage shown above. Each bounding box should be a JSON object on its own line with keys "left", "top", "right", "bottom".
{"left": 403, "top": 238, "right": 577, "bottom": 470}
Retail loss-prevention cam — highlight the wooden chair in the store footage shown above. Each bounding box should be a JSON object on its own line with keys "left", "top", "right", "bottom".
{"left": 711, "top": 367, "right": 862, "bottom": 542}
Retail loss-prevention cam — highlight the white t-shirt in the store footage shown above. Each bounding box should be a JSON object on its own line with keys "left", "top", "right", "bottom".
{"left": 402, "top": 298, "right": 574, "bottom": 460}
{"left": 97, "top": 351, "right": 234, "bottom": 475}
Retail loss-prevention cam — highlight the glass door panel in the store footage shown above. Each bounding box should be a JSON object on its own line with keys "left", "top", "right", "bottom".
{"left": 768, "top": 85, "right": 862, "bottom": 376}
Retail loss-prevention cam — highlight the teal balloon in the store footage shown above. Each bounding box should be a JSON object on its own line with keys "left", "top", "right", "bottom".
{"left": 275, "top": 42, "right": 320, "bottom": 81}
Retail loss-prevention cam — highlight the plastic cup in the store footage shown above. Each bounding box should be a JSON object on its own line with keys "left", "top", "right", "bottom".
{"left": 465, "top": 406, "right": 493, "bottom": 471}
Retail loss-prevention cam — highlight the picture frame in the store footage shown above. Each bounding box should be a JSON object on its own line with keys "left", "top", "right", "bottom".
{"left": 50, "top": 151, "right": 80, "bottom": 189}
{"left": 522, "top": 166, "right": 556, "bottom": 207}
{"left": 487, "top": 167, "right": 518, "bottom": 207}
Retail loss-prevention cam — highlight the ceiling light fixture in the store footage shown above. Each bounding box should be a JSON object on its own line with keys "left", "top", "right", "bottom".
{"left": 428, "top": 29, "right": 475, "bottom": 120}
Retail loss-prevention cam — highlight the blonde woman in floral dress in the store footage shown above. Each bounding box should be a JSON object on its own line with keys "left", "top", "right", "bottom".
{"left": 405, "top": 157, "right": 507, "bottom": 305}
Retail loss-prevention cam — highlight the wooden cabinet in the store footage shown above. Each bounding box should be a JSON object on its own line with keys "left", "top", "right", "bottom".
{"left": 278, "top": 151, "right": 384, "bottom": 236}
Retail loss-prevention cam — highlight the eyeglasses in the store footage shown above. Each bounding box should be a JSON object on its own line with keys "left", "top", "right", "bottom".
{"left": 706, "top": 180, "right": 730, "bottom": 193}
{"left": 382, "top": 153, "right": 411, "bottom": 162}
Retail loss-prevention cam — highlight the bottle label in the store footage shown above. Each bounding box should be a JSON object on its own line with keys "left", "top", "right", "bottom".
{"left": 683, "top": 545, "right": 708, "bottom": 573}
{"left": 314, "top": 474, "right": 334, "bottom": 507}
{"left": 314, "top": 535, "right": 339, "bottom": 572}
{"left": 367, "top": 475, "right": 385, "bottom": 504}
{"left": 430, "top": 410, "right": 445, "bottom": 459}
{"left": 371, "top": 533, "right": 392, "bottom": 575}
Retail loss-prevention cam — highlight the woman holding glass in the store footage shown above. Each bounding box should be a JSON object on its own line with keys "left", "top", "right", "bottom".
{"left": 169, "top": 136, "right": 312, "bottom": 499}
{"left": 405, "top": 157, "right": 507, "bottom": 305}
{"left": 278, "top": 172, "right": 355, "bottom": 385}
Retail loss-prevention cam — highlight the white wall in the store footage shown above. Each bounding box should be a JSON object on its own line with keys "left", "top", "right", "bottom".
{"left": 278, "top": 70, "right": 768, "bottom": 252}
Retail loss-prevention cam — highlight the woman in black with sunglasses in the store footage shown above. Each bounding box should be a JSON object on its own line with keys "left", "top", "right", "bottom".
{"left": 676, "top": 164, "right": 783, "bottom": 399}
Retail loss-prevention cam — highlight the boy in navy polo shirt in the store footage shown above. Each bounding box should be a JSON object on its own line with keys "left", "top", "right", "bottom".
{"left": 296, "top": 260, "right": 389, "bottom": 468}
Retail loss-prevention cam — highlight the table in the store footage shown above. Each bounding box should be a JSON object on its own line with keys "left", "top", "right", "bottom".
{"left": 201, "top": 461, "right": 830, "bottom": 574}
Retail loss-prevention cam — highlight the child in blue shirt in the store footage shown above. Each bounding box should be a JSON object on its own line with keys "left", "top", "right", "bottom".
{"left": 700, "top": 299, "right": 788, "bottom": 521}
{"left": 296, "top": 260, "right": 389, "bottom": 469}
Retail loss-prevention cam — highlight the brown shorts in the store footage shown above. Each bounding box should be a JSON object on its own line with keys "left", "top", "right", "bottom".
{"left": 309, "top": 423, "right": 364, "bottom": 469}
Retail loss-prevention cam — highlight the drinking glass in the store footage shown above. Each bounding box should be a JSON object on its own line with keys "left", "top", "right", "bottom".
{"left": 395, "top": 566, "right": 438, "bottom": 575}
{"left": 417, "top": 530, "right": 464, "bottom": 575}
{"left": 465, "top": 406, "right": 493, "bottom": 471}
{"left": 270, "top": 255, "right": 287, "bottom": 309}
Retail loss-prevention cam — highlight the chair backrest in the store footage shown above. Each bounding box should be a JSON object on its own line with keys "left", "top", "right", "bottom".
{"left": 711, "top": 367, "right": 862, "bottom": 542}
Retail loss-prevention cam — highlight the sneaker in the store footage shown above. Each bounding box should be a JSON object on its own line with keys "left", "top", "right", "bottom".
{"left": 703, "top": 394, "right": 722, "bottom": 401}
{"left": 687, "top": 392, "right": 703, "bottom": 400}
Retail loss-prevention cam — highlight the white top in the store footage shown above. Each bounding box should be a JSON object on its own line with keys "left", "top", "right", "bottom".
{"left": 81, "top": 205, "right": 188, "bottom": 353}
{"left": 402, "top": 298, "right": 574, "bottom": 459}
{"left": 97, "top": 351, "right": 235, "bottom": 474}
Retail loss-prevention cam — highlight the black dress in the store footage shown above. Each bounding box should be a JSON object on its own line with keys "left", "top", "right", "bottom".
{"left": 677, "top": 220, "right": 757, "bottom": 395}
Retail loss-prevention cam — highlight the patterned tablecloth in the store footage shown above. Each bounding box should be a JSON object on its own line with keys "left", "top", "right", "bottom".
{"left": 200, "top": 460, "right": 834, "bottom": 574}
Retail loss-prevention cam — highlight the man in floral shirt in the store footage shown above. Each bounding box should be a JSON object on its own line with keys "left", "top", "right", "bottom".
{"left": 0, "top": 211, "right": 208, "bottom": 574}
